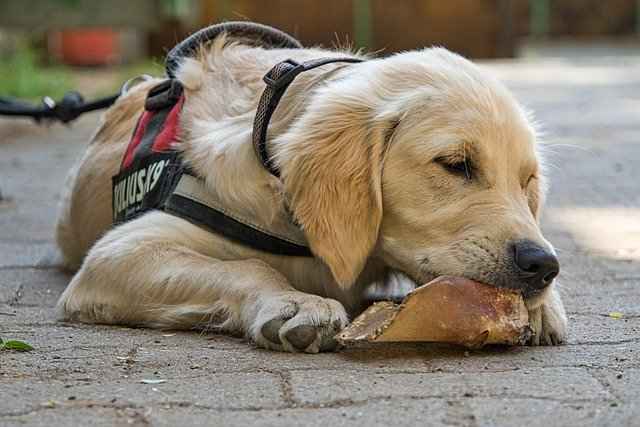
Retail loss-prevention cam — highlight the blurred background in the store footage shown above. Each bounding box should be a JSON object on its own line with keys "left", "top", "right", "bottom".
{"left": 1, "top": 0, "right": 639, "bottom": 100}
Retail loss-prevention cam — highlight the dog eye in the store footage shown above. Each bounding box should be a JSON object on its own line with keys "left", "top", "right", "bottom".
{"left": 435, "top": 157, "right": 473, "bottom": 180}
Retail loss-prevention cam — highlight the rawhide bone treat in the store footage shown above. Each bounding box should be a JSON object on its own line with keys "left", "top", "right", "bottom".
{"left": 336, "top": 276, "right": 532, "bottom": 349}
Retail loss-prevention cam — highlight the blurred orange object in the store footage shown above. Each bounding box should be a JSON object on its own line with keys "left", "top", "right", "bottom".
{"left": 60, "top": 28, "right": 118, "bottom": 66}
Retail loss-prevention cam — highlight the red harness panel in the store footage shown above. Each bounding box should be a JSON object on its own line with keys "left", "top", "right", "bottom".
{"left": 112, "top": 88, "right": 185, "bottom": 224}
{"left": 121, "top": 96, "right": 184, "bottom": 170}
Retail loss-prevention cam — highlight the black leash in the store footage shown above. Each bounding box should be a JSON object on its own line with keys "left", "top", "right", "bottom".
{"left": 0, "top": 92, "right": 119, "bottom": 124}
{"left": 0, "top": 21, "right": 303, "bottom": 124}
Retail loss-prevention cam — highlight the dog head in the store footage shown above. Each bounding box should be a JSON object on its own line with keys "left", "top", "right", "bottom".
{"left": 277, "top": 48, "right": 558, "bottom": 304}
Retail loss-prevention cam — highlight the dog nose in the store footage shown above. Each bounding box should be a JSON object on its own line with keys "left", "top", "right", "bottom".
{"left": 513, "top": 241, "right": 559, "bottom": 291}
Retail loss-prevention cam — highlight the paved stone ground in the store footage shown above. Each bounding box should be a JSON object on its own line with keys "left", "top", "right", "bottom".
{"left": 1, "top": 44, "right": 639, "bottom": 426}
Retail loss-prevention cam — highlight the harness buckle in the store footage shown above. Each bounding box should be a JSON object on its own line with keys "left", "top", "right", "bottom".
{"left": 145, "top": 79, "right": 184, "bottom": 111}
{"left": 263, "top": 59, "right": 306, "bottom": 90}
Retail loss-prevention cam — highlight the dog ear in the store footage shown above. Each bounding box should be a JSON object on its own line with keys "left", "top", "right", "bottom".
{"left": 278, "top": 99, "right": 388, "bottom": 288}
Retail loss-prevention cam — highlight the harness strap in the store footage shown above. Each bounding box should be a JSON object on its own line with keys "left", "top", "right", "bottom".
{"left": 252, "top": 57, "right": 364, "bottom": 177}
{"left": 165, "top": 174, "right": 313, "bottom": 257}
{"left": 145, "top": 79, "right": 184, "bottom": 111}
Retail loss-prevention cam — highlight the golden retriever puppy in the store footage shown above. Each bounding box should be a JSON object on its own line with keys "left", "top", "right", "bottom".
{"left": 55, "top": 38, "right": 567, "bottom": 352}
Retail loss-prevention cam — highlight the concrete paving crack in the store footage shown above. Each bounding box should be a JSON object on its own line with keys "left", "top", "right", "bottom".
{"left": 0, "top": 311, "right": 17, "bottom": 316}
{"left": 278, "top": 370, "right": 297, "bottom": 408}
{"left": 568, "top": 311, "right": 640, "bottom": 319}
{"left": 442, "top": 400, "right": 478, "bottom": 427}
{"left": 586, "top": 368, "right": 622, "bottom": 402}
{"left": 0, "top": 399, "right": 145, "bottom": 418}
{"left": 568, "top": 338, "right": 640, "bottom": 346}
{"left": 7, "top": 283, "right": 23, "bottom": 306}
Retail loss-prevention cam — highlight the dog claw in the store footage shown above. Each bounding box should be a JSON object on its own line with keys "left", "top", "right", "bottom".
{"left": 319, "top": 336, "right": 340, "bottom": 352}
{"left": 285, "top": 325, "right": 318, "bottom": 350}
{"left": 261, "top": 318, "right": 285, "bottom": 345}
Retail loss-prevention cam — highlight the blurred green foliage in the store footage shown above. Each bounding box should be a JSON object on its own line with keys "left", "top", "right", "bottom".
{"left": 0, "top": 45, "right": 73, "bottom": 101}
{"left": 0, "top": 43, "right": 164, "bottom": 102}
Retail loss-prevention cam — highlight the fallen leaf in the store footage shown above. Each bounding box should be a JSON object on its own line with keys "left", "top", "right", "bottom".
{"left": 1, "top": 340, "right": 34, "bottom": 351}
{"left": 609, "top": 312, "right": 624, "bottom": 319}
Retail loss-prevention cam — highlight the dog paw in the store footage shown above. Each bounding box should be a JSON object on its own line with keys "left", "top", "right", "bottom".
{"left": 251, "top": 292, "right": 349, "bottom": 353}
{"left": 527, "top": 287, "right": 567, "bottom": 346}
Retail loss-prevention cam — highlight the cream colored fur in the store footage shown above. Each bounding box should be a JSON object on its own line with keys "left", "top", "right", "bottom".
{"left": 56, "top": 38, "right": 567, "bottom": 352}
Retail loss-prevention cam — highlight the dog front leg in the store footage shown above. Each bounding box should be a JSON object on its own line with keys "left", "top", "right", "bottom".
{"left": 57, "top": 229, "right": 348, "bottom": 353}
{"left": 527, "top": 285, "right": 567, "bottom": 346}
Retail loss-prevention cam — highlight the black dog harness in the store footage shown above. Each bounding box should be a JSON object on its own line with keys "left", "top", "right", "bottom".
{"left": 112, "top": 52, "right": 362, "bottom": 257}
